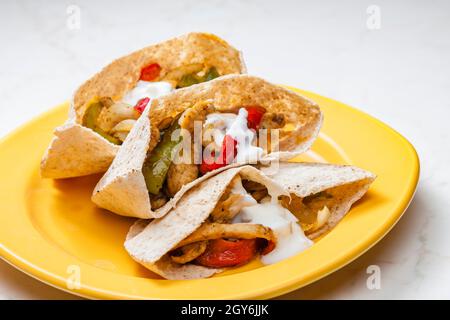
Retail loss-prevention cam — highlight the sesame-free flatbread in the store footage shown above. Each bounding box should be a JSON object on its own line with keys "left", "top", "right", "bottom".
{"left": 41, "top": 32, "right": 246, "bottom": 179}
{"left": 124, "top": 162, "right": 374, "bottom": 279}
{"left": 92, "top": 75, "right": 323, "bottom": 218}
{"left": 124, "top": 165, "right": 287, "bottom": 280}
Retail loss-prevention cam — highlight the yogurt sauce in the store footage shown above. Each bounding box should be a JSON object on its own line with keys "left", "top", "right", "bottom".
{"left": 204, "top": 108, "right": 264, "bottom": 163}
{"left": 231, "top": 178, "right": 313, "bottom": 265}
{"left": 122, "top": 81, "right": 173, "bottom": 106}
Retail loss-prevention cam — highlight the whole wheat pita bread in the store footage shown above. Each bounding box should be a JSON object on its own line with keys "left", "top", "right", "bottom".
{"left": 149, "top": 74, "right": 322, "bottom": 160}
{"left": 124, "top": 162, "right": 375, "bottom": 280}
{"left": 92, "top": 75, "right": 323, "bottom": 218}
{"left": 260, "top": 162, "right": 376, "bottom": 238}
{"left": 124, "top": 165, "right": 287, "bottom": 280}
{"left": 91, "top": 104, "right": 243, "bottom": 219}
{"left": 41, "top": 32, "right": 246, "bottom": 179}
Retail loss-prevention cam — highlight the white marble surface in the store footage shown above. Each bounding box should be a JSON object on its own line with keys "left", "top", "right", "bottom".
{"left": 1, "top": 0, "right": 449, "bottom": 299}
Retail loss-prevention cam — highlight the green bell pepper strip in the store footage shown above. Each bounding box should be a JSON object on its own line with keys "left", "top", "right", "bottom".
{"left": 142, "top": 120, "right": 182, "bottom": 195}
{"left": 82, "top": 101, "right": 122, "bottom": 145}
{"left": 176, "top": 67, "right": 220, "bottom": 89}
{"left": 204, "top": 67, "right": 220, "bottom": 81}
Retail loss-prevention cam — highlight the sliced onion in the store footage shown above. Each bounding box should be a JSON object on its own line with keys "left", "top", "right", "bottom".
{"left": 110, "top": 119, "right": 137, "bottom": 133}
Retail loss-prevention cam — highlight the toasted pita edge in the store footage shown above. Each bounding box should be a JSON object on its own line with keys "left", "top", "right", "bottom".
{"left": 92, "top": 100, "right": 246, "bottom": 218}
{"left": 126, "top": 162, "right": 375, "bottom": 279}
{"left": 126, "top": 220, "right": 222, "bottom": 280}
{"left": 40, "top": 108, "right": 119, "bottom": 179}
{"left": 150, "top": 74, "right": 323, "bottom": 157}
{"left": 73, "top": 32, "right": 246, "bottom": 121}
{"left": 91, "top": 107, "right": 153, "bottom": 218}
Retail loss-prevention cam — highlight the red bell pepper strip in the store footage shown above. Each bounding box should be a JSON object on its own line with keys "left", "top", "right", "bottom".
{"left": 199, "top": 150, "right": 223, "bottom": 175}
{"left": 200, "top": 135, "right": 237, "bottom": 174}
{"left": 200, "top": 135, "right": 237, "bottom": 173}
{"left": 134, "top": 97, "right": 150, "bottom": 114}
{"left": 221, "top": 134, "right": 238, "bottom": 165}
{"left": 245, "top": 106, "right": 266, "bottom": 130}
{"left": 196, "top": 239, "right": 258, "bottom": 268}
{"left": 139, "top": 63, "right": 161, "bottom": 81}
{"left": 260, "top": 240, "right": 275, "bottom": 255}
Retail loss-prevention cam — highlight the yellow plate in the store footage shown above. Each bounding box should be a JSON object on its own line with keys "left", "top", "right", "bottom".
{"left": 0, "top": 88, "right": 419, "bottom": 299}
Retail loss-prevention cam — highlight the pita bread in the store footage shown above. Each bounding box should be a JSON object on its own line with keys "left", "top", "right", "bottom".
{"left": 41, "top": 32, "right": 246, "bottom": 179}
{"left": 124, "top": 162, "right": 375, "bottom": 279}
{"left": 149, "top": 74, "right": 322, "bottom": 159}
{"left": 124, "top": 165, "right": 287, "bottom": 280}
{"left": 92, "top": 75, "right": 323, "bottom": 218}
{"left": 260, "top": 162, "right": 376, "bottom": 238}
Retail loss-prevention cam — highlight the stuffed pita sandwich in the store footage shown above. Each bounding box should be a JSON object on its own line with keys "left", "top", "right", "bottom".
{"left": 124, "top": 163, "right": 375, "bottom": 280}
{"left": 40, "top": 32, "right": 246, "bottom": 179}
{"left": 92, "top": 75, "right": 323, "bottom": 218}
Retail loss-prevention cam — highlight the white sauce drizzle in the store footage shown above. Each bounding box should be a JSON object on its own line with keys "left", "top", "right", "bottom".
{"left": 204, "top": 108, "right": 264, "bottom": 163}
{"left": 122, "top": 81, "right": 173, "bottom": 106}
{"left": 230, "top": 178, "right": 313, "bottom": 265}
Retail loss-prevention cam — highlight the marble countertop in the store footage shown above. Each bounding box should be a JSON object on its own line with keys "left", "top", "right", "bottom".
{"left": 1, "top": 0, "right": 449, "bottom": 299}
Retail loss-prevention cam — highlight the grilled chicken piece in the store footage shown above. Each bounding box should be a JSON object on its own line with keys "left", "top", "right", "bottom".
{"left": 166, "top": 162, "right": 199, "bottom": 197}
{"left": 260, "top": 112, "right": 286, "bottom": 129}
{"left": 210, "top": 194, "right": 245, "bottom": 223}
{"left": 97, "top": 98, "right": 139, "bottom": 132}
{"left": 170, "top": 241, "right": 208, "bottom": 264}
{"left": 150, "top": 192, "right": 168, "bottom": 210}
{"left": 175, "top": 222, "right": 275, "bottom": 249}
{"left": 179, "top": 100, "right": 215, "bottom": 134}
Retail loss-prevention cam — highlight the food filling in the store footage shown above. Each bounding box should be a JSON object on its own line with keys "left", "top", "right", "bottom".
{"left": 141, "top": 101, "right": 288, "bottom": 207}
{"left": 168, "top": 176, "right": 333, "bottom": 269}
{"left": 203, "top": 108, "right": 264, "bottom": 164}
{"left": 82, "top": 63, "right": 221, "bottom": 144}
